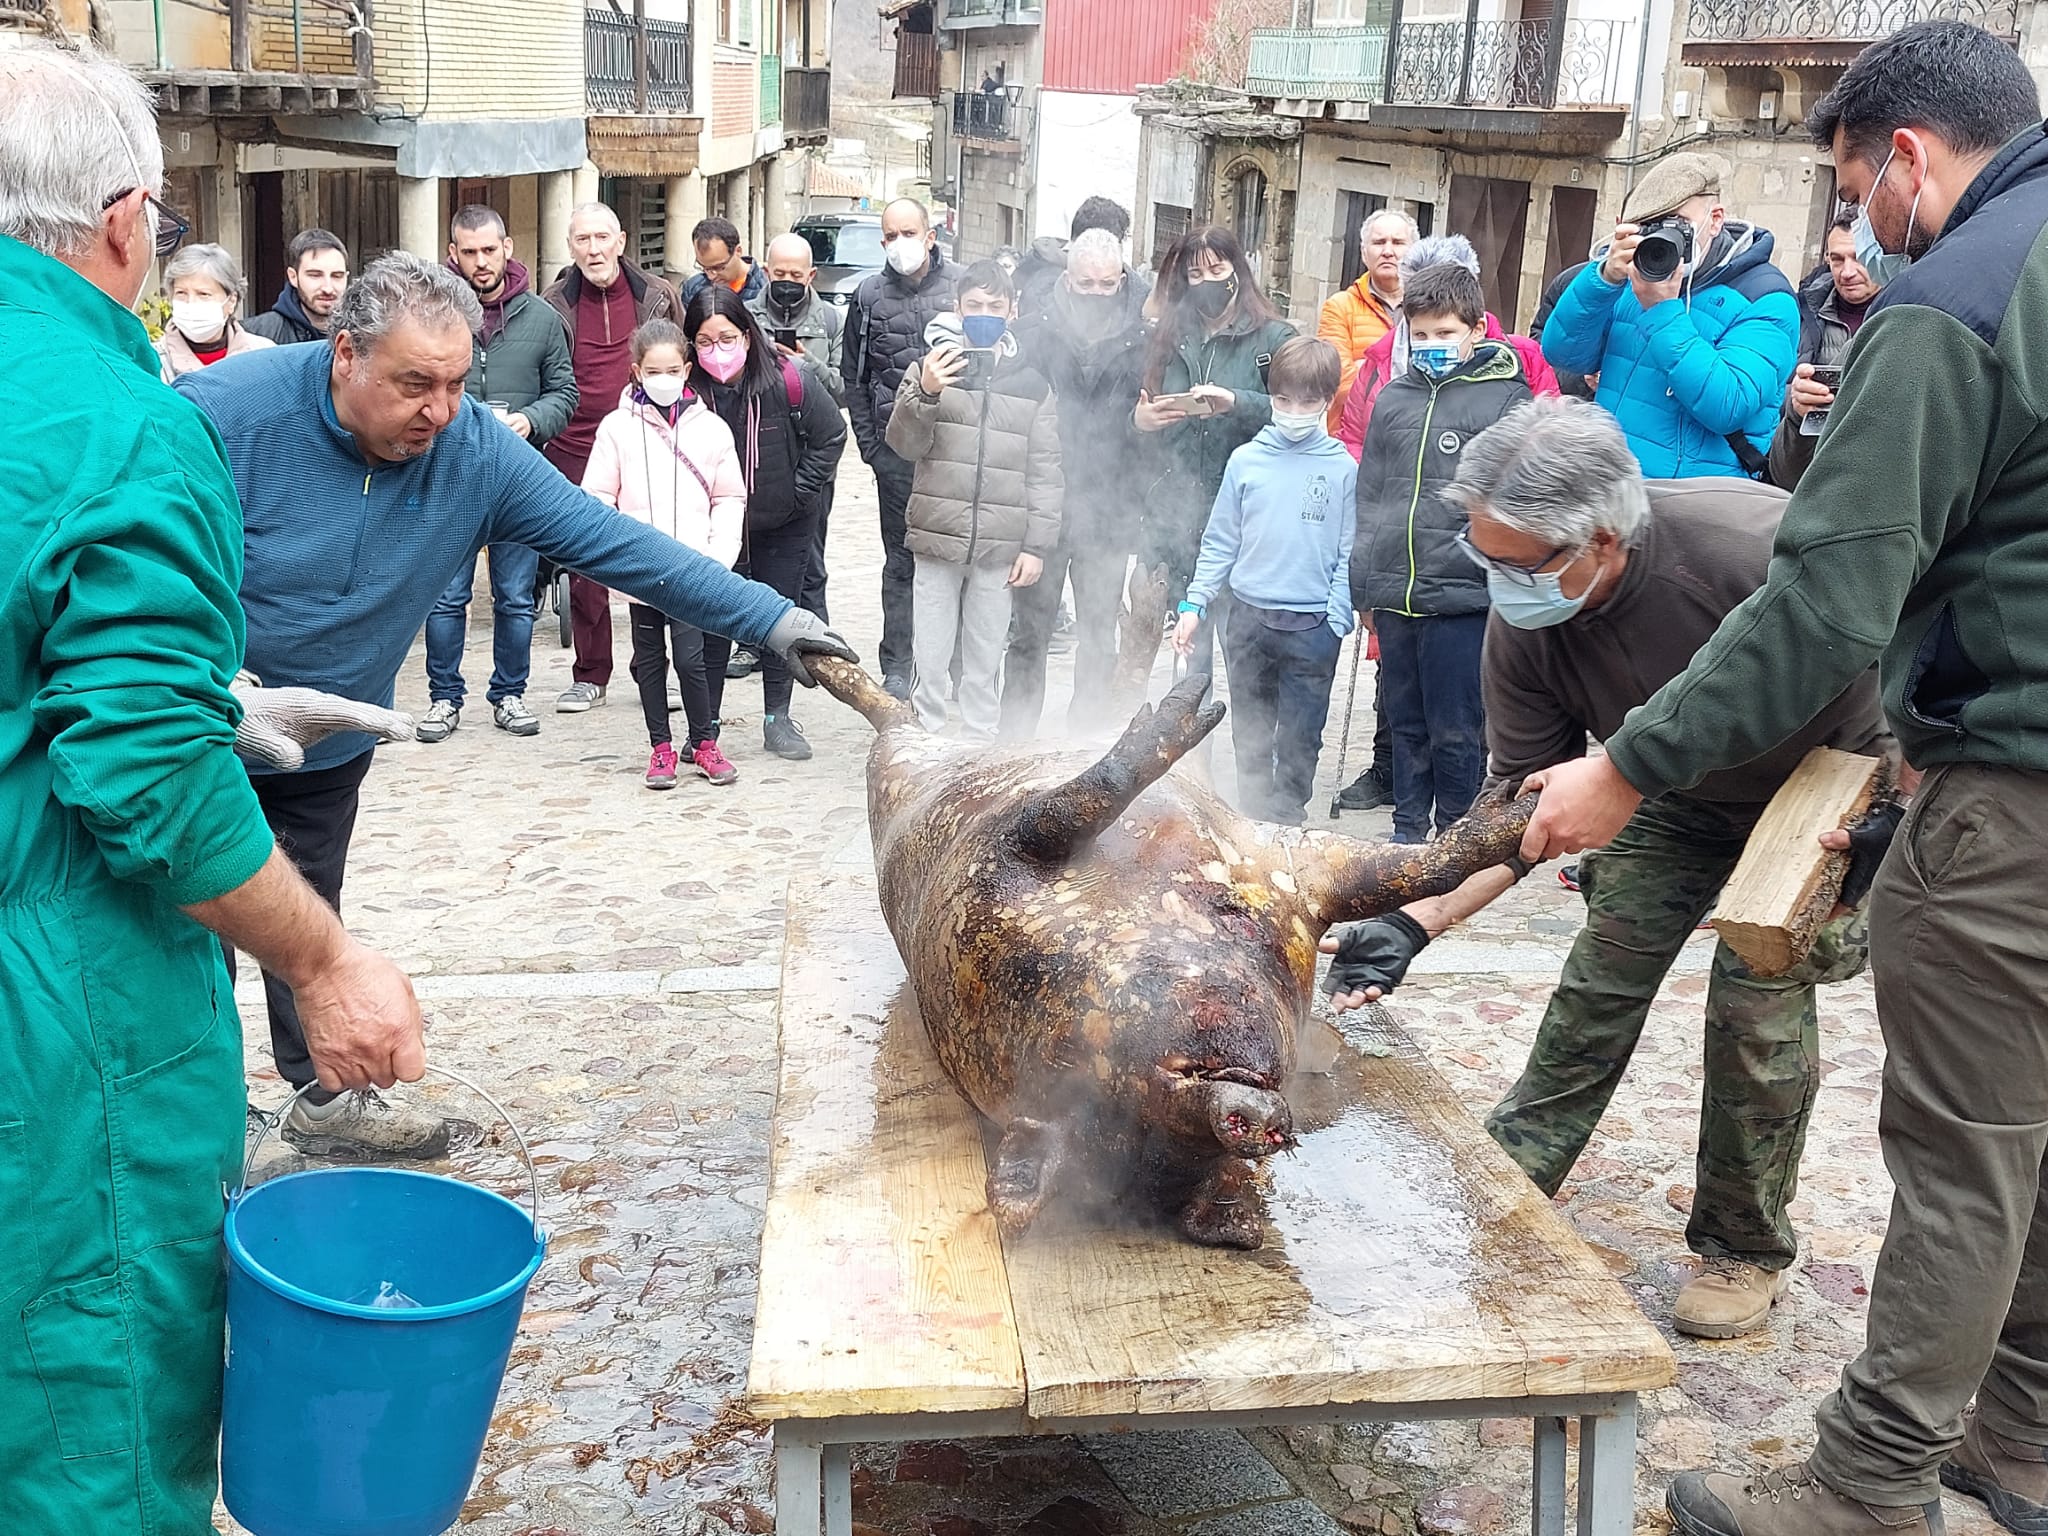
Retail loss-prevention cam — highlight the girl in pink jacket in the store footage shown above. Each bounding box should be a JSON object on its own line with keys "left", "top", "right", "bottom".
{"left": 582, "top": 319, "right": 749, "bottom": 790}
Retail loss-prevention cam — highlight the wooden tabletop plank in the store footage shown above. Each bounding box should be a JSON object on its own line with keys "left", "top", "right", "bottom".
{"left": 746, "top": 873, "right": 1025, "bottom": 1422}
{"left": 1006, "top": 1009, "right": 1677, "bottom": 1423}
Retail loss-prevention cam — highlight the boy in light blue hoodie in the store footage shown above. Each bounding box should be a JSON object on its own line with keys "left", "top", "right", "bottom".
{"left": 1173, "top": 337, "right": 1357, "bottom": 824}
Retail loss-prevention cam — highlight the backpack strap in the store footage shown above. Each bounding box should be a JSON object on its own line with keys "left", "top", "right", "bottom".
{"left": 780, "top": 353, "right": 805, "bottom": 409}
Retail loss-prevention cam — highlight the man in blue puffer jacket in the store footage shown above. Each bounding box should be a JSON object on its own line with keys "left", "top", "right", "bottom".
{"left": 1542, "top": 153, "right": 1799, "bottom": 478}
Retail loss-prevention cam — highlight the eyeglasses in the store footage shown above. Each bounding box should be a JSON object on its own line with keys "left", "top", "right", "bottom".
{"left": 102, "top": 187, "right": 190, "bottom": 258}
{"left": 1454, "top": 528, "right": 1576, "bottom": 588}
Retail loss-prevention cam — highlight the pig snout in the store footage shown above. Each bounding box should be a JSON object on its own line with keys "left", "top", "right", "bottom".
{"left": 1204, "top": 1081, "right": 1295, "bottom": 1158}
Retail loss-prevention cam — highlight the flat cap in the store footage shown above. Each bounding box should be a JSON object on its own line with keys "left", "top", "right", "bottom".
{"left": 1623, "top": 152, "right": 1725, "bottom": 222}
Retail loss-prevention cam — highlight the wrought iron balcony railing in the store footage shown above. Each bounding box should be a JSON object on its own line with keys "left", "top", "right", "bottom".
{"left": 1684, "top": 0, "right": 2017, "bottom": 42}
{"left": 586, "top": 9, "right": 693, "bottom": 115}
{"left": 952, "top": 88, "right": 1025, "bottom": 140}
{"left": 1246, "top": 16, "right": 1635, "bottom": 109}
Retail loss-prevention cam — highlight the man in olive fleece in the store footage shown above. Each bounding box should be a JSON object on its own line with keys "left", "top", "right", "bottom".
{"left": 1519, "top": 22, "right": 2048, "bottom": 1536}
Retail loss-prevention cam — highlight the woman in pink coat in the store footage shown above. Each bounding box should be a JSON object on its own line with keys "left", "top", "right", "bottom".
{"left": 582, "top": 318, "right": 749, "bottom": 790}
{"left": 1335, "top": 235, "right": 1559, "bottom": 459}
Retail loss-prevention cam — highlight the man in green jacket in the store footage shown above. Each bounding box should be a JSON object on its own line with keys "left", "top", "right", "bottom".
{"left": 0, "top": 41, "right": 429, "bottom": 1536}
{"left": 419, "top": 202, "right": 580, "bottom": 743}
{"left": 1518, "top": 23, "right": 2048, "bottom": 1536}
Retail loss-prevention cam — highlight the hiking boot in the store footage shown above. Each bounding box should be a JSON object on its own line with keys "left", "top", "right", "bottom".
{"left": 1943, "top": 1405, "right": 2048, "bottom": 1534}
{"left": 725, "top": 645, "right": 761, "bottom": 679}
{"left": 693, "top": 740, "right": 738, "bottom": 785}
{"left": 415, "top": 700, "right": 460, "bottom": 743}
{"left": 646, "top": 742, "right": 680, "bottom": 790}
{"left": 763, "top": 713, "right": 813, "bottom": 761}
{"left": 493, "top": 697, "right": 540, "bottom": 737}
{"left": 1668, "top": 1462, "right": 1943, "bottom": 1536}
{"left": 1335, "top": 768, "right": 1393, "bottom": 812}
{"left": 556, "top": 681, "right": 605, "bottom": 713}
{"left": 1675, "top": 1257, "right": 1790, "bottom": 1339}
{"left": 281, "top": 1089, "right": 452, "bottom": 1161}
{"left": 882, "top": 672, "right": 913, "bottom": 702}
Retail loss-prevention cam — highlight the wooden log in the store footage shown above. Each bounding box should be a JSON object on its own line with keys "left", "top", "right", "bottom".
{"left": 1709, "top": 747, "right": 1888, "bottom": 977}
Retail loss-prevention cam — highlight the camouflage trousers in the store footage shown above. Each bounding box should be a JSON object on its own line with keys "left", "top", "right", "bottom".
{"left": 1483, "top": 790, "right": 1869, "bottom": 1270}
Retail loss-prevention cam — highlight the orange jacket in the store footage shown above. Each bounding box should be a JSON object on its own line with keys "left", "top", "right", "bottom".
{"left": 1316, "top": 276, "right": 1398, "bottom": 428}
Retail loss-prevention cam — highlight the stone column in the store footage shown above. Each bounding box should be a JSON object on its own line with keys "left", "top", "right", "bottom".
{"left": 762, "top": 150, "right": 790, "bottom": 240}
{"left": 725, "top": 168, "right": 752, "bottom": 255}
{"left": 572, "top": 159, "right": 601, "bottom": 209}
{"left": 209, "top": 162, "right": 245, "bottom": 273}
{"left": 538, "top": 168, "right": 575, "bottom": 281}
{"left": 665, "top": 169, "right": 707, "bottom": 273}
{"left": 396, "top": 175, "right": 442, "bottom": 260}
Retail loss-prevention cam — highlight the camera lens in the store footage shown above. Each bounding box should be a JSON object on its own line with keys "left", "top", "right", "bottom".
{"left": 1634, "top": 230, "right": 1682, "bottom": 283}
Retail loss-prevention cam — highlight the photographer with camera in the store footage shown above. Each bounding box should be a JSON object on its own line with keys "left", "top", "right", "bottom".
{"left": 1541, "top": 154, "right": 1800, "bottom": 479}
{"left": 1767, "top": 210, "right": 1882, "bottom": 489}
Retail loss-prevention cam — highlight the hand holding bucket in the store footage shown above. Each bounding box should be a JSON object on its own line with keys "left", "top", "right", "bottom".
{"left": 222, "top": 1068, "right": 546, "bottom": 1536}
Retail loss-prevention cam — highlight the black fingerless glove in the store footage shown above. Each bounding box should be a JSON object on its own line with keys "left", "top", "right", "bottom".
{"left": 1322, "top": 909, "right": 1433, "bottom": 998}
{"left": 1838, "top": 799, "right": 1907, "bottom": 909}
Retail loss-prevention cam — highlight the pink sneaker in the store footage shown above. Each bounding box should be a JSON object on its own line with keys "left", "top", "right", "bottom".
{"left": 692, "top": 740, "right": 738, "bottom": 785}
{"left": 645, "top": 742, "right": 680, "bottom": 789}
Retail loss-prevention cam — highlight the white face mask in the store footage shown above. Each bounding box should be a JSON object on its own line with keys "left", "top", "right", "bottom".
{"left": 171, "top": 298, "right": 228, "bottom": 343}
{"left": 639, "top": 373, "right": 686, "bottom": 408}
{"left": 1270, "top": 409, "right": 1324, "bottom": 442}
{"left": 885, "top": 235, "right": 929, "bottom": 276}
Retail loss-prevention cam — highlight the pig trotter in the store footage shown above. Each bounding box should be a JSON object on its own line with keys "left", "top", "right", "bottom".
{"left": 1012, "top": 673, "right": 1226, "bottom": 864}
{"left": 990, "top": 1115, "right": 1069, "bottom": 1234}
{"left": 1178, "top": 1158, "right": 1267, "bottom": 1249}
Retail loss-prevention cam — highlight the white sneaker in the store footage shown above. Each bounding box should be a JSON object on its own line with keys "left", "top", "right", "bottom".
{"left": 415, "top": 700, "right": 460, "bottom": 743}
{"left": 281, "top": 1089, "right": 452, "bottom": 1160}
{"left": 493, "top": 696, "right": 540, "bottom": 736}
{"left": 556, "top": 682, "right": 605, "bottom": 713}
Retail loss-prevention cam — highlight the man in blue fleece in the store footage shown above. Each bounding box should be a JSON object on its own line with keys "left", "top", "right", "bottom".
{"left": 177, "top": 252, "right": 853, "bottom": 1156}
{"left": 1171, "top": 336, "right": 1357, "bottom": 825}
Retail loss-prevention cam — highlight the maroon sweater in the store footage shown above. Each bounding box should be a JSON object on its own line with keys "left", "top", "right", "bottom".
{"left": 544, "top": 277, "right": 639, "bottom": 483}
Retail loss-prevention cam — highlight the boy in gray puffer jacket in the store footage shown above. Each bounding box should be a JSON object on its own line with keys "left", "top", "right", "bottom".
{"left": 887, "top": 259, "right": 1064, "bottom": 738}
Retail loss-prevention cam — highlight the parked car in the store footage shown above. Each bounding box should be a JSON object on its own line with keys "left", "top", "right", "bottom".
{"left": 795, "top": 214, "right": 955, "bottom": 307}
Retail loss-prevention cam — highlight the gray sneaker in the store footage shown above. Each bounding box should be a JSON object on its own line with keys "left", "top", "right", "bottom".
{"left": 493, "top": 696, "right": 540, "bottom": 736}
{"left": 415, "top": 700, "right": 460, "bottom": 743}
{"left": 556, "top": 681, "right": 606, "bottom": 713}
{"left": 281, "top": 1089, "right": 453, "bottom": 1161}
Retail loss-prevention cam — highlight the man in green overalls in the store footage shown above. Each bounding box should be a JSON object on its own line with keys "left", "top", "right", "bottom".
{"left": 0, "top": 42, "right": 426, "bottom": 1533}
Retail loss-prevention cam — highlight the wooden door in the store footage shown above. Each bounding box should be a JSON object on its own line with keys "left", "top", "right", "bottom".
{"left": 1448, "top": 174, "right": 1529, "bottom": 330}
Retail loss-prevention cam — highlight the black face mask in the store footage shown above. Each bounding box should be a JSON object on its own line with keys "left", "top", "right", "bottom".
{"left": 768, "top": 279, "right": 808, "bottom": 312}
{"left": 1189, "top": 275, "right": 1236, "bottom": 320}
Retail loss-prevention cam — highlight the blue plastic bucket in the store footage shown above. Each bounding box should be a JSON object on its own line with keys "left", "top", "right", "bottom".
{"left": 221, "top": 1070, "right": 546, "bottom": 1536}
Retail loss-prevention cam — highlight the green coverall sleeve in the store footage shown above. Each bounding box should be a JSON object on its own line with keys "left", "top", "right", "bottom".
{"left": 29, "top": 463, "right": 275, "bottom": 907}
{"left": 1603, "top": 303, "right": 2004, "bottom": 798}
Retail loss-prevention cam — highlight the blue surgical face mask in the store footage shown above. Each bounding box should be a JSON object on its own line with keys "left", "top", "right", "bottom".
{"left": 1481, "top": 544, "right": 1604, "bottom": 630}
{"left": 1852, "top": 147, "right": 1919, "bottom": 287}
{"left": 961, "top": 313, "right": 1009, "bottom": 348}
{"left": 1412, "top": 344, "right": 1462, "bottom": 381}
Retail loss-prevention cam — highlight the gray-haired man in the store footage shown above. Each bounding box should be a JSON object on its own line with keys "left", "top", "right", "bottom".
{"left": 176, "top": 252, "right": 854, "bottom": 1157}
{"left": 1319, "top": 398, "right": 1891, "bottom": 1340}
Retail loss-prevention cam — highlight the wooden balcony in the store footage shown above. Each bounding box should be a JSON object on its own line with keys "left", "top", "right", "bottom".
{"left": 585, "top": 8, "right": 702, "bottom": 176}
{"left": 133, "top": 0, "right": 373, "bottom": 115}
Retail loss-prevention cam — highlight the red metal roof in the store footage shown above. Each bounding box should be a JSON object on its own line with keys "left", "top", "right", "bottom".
{"left": 1042, "top": 0, "right": 1217, "bottom": 95}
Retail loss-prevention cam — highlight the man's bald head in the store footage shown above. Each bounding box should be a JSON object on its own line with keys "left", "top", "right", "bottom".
{"left": 766, "top": 233, "right": 815, "bottom": 270}
{"left": 882, "top": 198, "right": 931, "bottom": 236}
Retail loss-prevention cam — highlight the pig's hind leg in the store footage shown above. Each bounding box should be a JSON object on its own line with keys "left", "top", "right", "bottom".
{"left": 989, "top": 1115, "right": 1072, "bottom": 1235}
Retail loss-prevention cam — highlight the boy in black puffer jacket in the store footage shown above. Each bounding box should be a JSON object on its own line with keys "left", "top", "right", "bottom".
{"left": 1354, "top": 262, "right": 1531, "bottom": 843}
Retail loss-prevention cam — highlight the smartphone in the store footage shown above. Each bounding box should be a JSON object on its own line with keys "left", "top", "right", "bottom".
{"left": 1152, "top": 390, "right": 1220, "bottom": 417}
{"left": 774, "top": 327, "right": 799, "bottom": 350}
{"left": 954, "top": 347, "right": 997, "bottom": 391}
{"left": 1800, "top": 364, "right": 1844, "bottom": 437}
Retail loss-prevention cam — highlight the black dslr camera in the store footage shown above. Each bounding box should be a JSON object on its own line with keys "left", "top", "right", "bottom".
{"left": 1631, "top": 214, "right": 1697, "bottom": 282}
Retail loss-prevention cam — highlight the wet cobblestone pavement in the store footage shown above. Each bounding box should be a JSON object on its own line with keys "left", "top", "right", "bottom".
{"left": 221, "top": 458, "right": 1993, "bottom": 1535}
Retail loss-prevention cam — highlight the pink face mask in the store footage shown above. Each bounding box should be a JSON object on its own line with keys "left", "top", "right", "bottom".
{"left": 699, "top": 338, "right": 747, "bottom": 383}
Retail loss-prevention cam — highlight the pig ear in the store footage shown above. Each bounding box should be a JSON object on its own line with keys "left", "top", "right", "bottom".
{"left": 1297, "top": 791, "right": 1539, "bottom": 929}
{"left": 1010, "top": 670, "right": 1224, "bottom": 864}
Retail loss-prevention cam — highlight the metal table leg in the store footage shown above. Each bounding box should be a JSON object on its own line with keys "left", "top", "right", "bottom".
{"left": 1575, "top": 1396, "right": 1638, "bottom": 1536}
{"left": 776, "top": 1426, "right": 824, "bottom": 1536}
{"left": 824, "top": 1443, "right": 853, "bottom": 1536}
{"left": 1533, "top": 1415, "right": 1568, "bottom": 1536}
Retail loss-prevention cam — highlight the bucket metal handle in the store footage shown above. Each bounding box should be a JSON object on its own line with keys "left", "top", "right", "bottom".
{"left": 236, "top": 1066, "right": 544, "bottom": 1244}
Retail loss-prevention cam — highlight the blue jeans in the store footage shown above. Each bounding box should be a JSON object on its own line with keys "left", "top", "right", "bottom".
{"left": 1374, "top": 609, "right": 1487, "bottom": 843}
{"left": 425, "top": 544, "right": 539, "bottom": 707}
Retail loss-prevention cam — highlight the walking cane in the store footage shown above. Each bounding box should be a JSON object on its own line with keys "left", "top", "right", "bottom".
{"left": 1327, "top": 623, "right": 1367, "bottom": 821}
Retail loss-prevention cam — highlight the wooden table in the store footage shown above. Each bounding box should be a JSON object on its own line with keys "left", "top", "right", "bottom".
{"left": 748, "top": 874, "right": 1676, "bottom": 1536}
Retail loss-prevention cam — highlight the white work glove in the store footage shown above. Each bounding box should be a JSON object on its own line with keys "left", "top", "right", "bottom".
{"left": 762, "top": 608, "right": 859, "bottom": 688}
{"left": 231, "top": 671, "right": 416, "bottom": 771}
